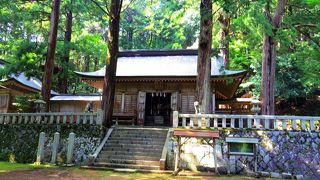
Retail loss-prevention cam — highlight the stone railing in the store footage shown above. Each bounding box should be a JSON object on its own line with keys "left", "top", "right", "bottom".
{"left": 172, "top": 111, "right": 320, "bottom": 132}
{"left": 0, "top": 110, "right": 103, "bottom": 125}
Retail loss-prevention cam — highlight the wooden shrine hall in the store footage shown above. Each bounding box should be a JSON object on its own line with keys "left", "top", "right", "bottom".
{"left": 51, "top": 49, "right": 249, "bottom": 126}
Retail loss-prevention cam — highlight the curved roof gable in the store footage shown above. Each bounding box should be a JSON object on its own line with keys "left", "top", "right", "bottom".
{"left": 75, "top": 55, "right": 245, "bottom": 77}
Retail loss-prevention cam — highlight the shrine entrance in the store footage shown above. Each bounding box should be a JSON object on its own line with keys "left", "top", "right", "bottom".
{"left": 144, "top": 92, "right": 171, "bottom": 126}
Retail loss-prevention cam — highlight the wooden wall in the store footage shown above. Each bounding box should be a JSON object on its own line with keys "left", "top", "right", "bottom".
{"left": 0, "top": 92, "right": 9, "bottom": 113}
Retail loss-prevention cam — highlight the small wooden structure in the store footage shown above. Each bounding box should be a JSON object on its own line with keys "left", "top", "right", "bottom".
{"left": 0, "top": 60, "right": 58, "bottom": 113}
{"left": 225, "top": 137, "right": 259, "bottom": 174}
{"left": 173, "top": 129, "right": 220, "bottom": 174}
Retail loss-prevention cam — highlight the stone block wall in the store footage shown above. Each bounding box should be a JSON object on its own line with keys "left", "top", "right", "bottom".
{"left": 167, "top": 130, "right": 320, "bottom": 179}
{"left": 0, "top": 124, "right": 102, "bottom": 165}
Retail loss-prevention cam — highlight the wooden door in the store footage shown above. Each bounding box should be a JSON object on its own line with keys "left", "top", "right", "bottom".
{"left": 137, "top": 91, "right": 146, "bottom": 125}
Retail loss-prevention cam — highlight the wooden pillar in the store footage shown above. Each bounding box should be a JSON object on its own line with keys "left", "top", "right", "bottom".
{"left": 227, "top": 143, "right": 231, "bottom": 175}
{"left": 214, "top": 139, "right": 218, "bottom": 173}
{"left": 121, "top": 92, "right": 125, "bottom": 113}
{"left": 254, "top": 143, "right": 257, "bottom": 172}
{"left": 212, "top": 91, "right": 216, "bottom": 113}
{"left": 174, "top": 137, "right": 181, "bottom": 172}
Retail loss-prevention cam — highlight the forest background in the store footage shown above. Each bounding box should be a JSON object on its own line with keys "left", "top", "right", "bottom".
{"left": 0, "top": 0, "right": 319, "bottom": 115}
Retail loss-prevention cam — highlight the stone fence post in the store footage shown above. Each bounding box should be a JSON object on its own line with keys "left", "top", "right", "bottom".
{"left": 173, "top": 111, "right": 179, "bottom": 128}
{"left": 36, "top": 132, "right": 46, "bottom": 163}
{"left": 67, "top": 132, "right": 75, "bottom": 165}
{"left": 50, "top": 132, "right": 60, "bottom": 164}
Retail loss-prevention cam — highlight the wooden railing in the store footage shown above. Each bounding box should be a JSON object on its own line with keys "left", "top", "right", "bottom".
{"left": 0, "top": 110, "right": 103, "bottom": 125}
{"left": 173, "top": 111, "right": 320, "bottom": 132}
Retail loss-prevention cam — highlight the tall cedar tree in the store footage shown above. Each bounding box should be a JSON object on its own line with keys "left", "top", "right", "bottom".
{"left": 58, "top": 3, "right": 73, "bottom": 93}
{"left": 261, "top": 0, "right": 287, "bottom": 115}
{"left": 197, "top": 0, "right": 213, "bottom": 114}
{"left": 41, "top": 0, "right": 60, "bottom": 111}
{"left": 101, "top": 0, "right": 123, "bottom": 128}
{"left": 218, "top": 14, "right": 230, "bottom": 68}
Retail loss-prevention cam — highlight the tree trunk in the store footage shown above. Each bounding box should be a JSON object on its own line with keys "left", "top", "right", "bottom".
{"left": 94, "top": 57, "right": 99, "bottom": 71}
{"left": 84, "top": 56, "right": 90, "bottom": 72}
{"left": 197, "top": 0, "right": 212, "bottom": 114}
{"left": 126, "top": 8, "right": 134, "bottom": 49}
{"left": 58, "top": 5, "right": 73, "bottom": 94}
{"left": 101, "top": 0, "right": 122, "bottom": 128}
{"left": 261, "top": 0, "right": 287, "bottom": 115}
{"left": 41, "top": 0, "right": 60, "bottom": 112}
{"left": 218, "top": 14, "right": 230, "bottom": 69}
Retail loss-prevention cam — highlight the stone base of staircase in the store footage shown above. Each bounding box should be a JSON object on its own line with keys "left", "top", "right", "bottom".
{"left": 90, "top": 127, "right": 168, "bottom": 171}
{"left": 81, "top": 165, "right": 173, "bottom": 174}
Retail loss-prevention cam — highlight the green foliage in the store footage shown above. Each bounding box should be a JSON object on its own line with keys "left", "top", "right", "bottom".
{"left": 14, "top": 94, "right": 40, "bottom": 113}
{"left": 0, "top": 0, "right": 319, "bottom": 106}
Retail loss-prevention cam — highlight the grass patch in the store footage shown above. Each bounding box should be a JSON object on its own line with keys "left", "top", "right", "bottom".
{"left": 0, "top": 161, "right": 55, "bottom": 173}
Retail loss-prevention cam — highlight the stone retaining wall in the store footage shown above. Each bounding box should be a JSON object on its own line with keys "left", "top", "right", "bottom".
{"left": 0, "top": 124, "right": 102, "bottom": 165}
{"left": 167, "top": 130, "right": 320, "bottom": 179}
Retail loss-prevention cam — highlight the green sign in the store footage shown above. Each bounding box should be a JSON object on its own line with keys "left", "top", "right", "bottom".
{"left": 229, "top": 142, "right": 254, "bottom": 153}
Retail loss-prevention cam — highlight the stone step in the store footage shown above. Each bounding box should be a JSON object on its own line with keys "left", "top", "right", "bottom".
{"left": 94, "top": 162, "right": 160, "bottom": 170}
{"left": 97, "top": 154, "right": 160, "bottom": 161}
{"left": 100, "top": 150, "right": 161, "bottom": 157}
{"left": 114, "top": 127, "right": 168, "bottom": 131}
{"left": 113, "top": 131, "right": 167, "bottom": 135}
{"left": 95, "top": 158, "right": 160, "bottom": 166}
{"left": 108, "top": 136, "right": 166, "bottom": 142}
{"left": 112, "top": 129, "right": 167, "bottom": 133}
{"left": 104, "top": 143, "right": 164, "bottom": 149}
{"left": 102, "top": 146, "right": 163, "bottom": 153}
{"left": 106, "top": 139, "right": 165, "bottom": 145}
{"left": 110, "top": 134, "right": 167, "bottom": 139}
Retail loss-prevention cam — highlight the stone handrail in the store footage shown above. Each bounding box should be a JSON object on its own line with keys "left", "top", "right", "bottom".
{"left": 159, "top": 128, "right": 172, "bottom": 170}
{"left": 88, "top": 128, "right": 113, "bottom": 165}
{"left": 172, "top": 111, "right": 320, "bottom": 132}
{"left": 0, "top": 109, "right": 103, "bottom": 125}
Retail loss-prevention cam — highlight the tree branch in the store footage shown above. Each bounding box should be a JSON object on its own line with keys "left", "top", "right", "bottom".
{"left": 272, "top": 0, "right": 288, "bottom": 28}
{"left": 90, "top": 0, "right": 109, "bottom": 15}
{"left": 120, "top": 0, "right": 135, "bottom": 14}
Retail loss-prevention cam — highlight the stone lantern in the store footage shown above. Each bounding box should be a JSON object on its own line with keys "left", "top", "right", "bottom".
{"left": 251, "top": 99, "right": 261, "bottom": 115}
{"left": 35, "top": 98, "right": 46, "bottom": 112}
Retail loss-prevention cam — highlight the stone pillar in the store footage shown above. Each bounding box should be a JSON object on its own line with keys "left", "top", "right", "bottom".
{"left": 66, "top": 132, "right": 75, "bottom": 165}
{"left": 50, "top": 132, "right": 60, "bottom": 164}
{"left": 173, "top": 111, "right": 179, "bottom": 128}
{"left": 36, "top": 132, "right": 46, "bottom": 163}
{"left": 96, "top": 109, "right": 103, "bottom": 125}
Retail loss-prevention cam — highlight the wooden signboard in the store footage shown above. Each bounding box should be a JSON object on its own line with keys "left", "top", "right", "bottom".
{"left": 173, "top": 129, "right": 219, "bottom": 138}
{"left": 137, "top": 91, "right": 146, "bottom": 125}
{"left": 225, "top": 137, "right": 259, "bottom": 173}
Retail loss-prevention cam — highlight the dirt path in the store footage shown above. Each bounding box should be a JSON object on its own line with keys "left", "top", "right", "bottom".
{"left": 0, "top": 169, "right": 89, "bottom": 180}
{"left": 0, "top": 168, "right": 255, "bottom": 180}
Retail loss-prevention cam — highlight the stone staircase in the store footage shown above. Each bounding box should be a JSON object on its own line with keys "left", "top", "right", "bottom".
{"left": 94, "top": 127, "right": 168, "bottom": 170}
